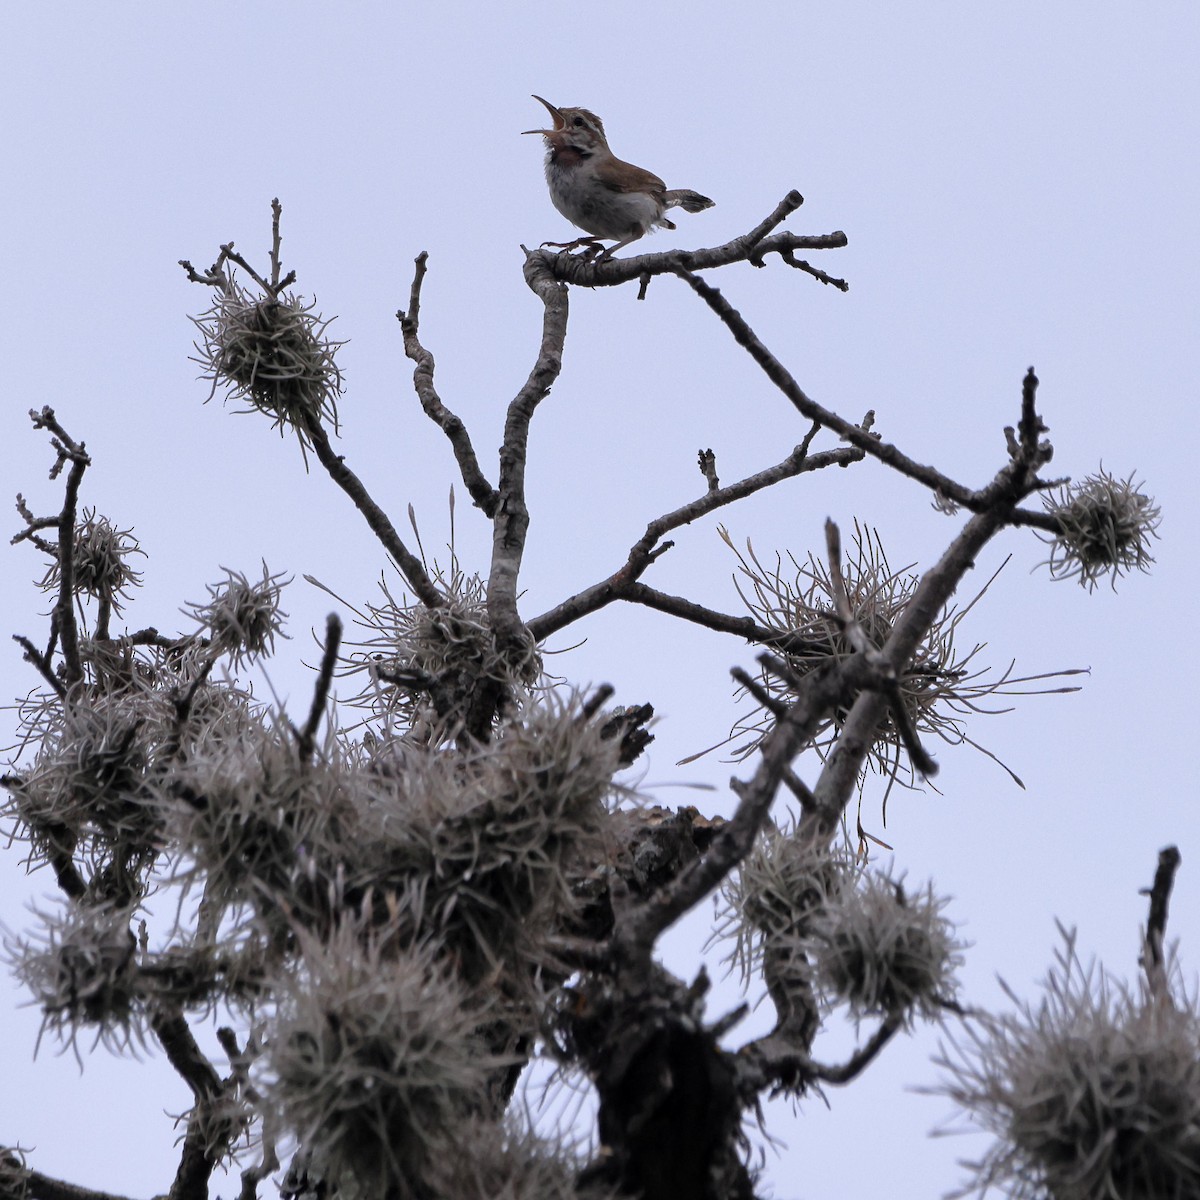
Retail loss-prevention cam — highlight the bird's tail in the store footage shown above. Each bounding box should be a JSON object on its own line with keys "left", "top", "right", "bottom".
{"left": 663, "top": 189, "right": 714, "bottom": 213}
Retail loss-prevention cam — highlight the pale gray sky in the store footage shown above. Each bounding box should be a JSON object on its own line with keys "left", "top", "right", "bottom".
{"left": 2, "top": 4, "right": 1198, "bottom": 1198}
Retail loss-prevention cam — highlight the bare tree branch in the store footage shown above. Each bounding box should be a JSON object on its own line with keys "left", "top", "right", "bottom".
{"left": 607, "top": 372, "right": 1053, "bottom": 967}
{"left": 150, "top": 1008, "right": 233, "bottom": 1200}
{"left": 525, "top": 191, "right": 847, "bottom": 291}
{"left": 671, "top": 268, "right": 1060, "bottom": 534}
{"left": 486, "top": 254, "right": 569, "bottom": 658}
{"left": 294, "top": 613, "right": 341, "bottom": 762}
{"left": 741, "top": 1011, "right": 903, "bottom": 1094}
{"left": 397, "top": 253, "right": 500, "bottom": 516}
{"left": 12, "top": 634, "right": 65, "bottom": 698}
{"left": 27, "top": 409, "right": 90, "bottom": 687}
{"left": 825, "top": 519, "right": 937, "bottom": 778}
{"left": 179, "top": 203, "right": 295, "bottom": 299}
{"left": 150, "top": 1007, "right": 222, "bottom": 1102}
{"left": 804, "top": 376, "right": 1053, "bottom": 838}
{"left": 0, "top": 780, "right": 86, "bottom": 897}
{"left": 807, "top": 1014, "right": 903, "bottom": 1083}
{"left": 730, "top": 665, "right": 789, "bottom": 718}
{"left": 0, "top": 1154, "right": 143, "bottom": 1200}
{"left": 299, "top": 415, "right": 443, "bottom": 609}
{"left": 613, "top": 653, "right": 873, "bottom": 969}
{"left": 527, "top": 441, "right": 862, "bottom": 642}
{"left": 622, "top": 583, "right": 827, "bottom": 656}
{"left": 1140, "top": 844, "right": 1182, "bottom": 997}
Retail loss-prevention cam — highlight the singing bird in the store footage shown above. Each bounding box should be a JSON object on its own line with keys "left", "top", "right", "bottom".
{"left": 524, "top": 95, "right": 713, "bottom": 260}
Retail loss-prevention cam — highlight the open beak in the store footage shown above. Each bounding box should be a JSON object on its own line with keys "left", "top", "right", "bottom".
{"left": 521, "top": 94, "right": 565, "bottom": 135}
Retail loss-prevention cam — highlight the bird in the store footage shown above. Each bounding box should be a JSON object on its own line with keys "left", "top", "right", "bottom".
{"left": 523, "top": 95, "right": 714, "bottom": 261}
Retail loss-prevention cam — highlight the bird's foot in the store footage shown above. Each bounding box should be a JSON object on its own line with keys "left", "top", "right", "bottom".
{"left": 540, "top": 236, "right": 610, "bottom": 260}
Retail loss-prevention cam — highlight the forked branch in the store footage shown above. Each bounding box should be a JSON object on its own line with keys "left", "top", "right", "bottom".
{"left": 805, "top": 377, "right": 1053, "bottom": 837}
{"left": 528, "top": 191, "right": 848, "bottom": 291}
{"left": 527, "top": 438, "right": 864, "bottom": 642}
{"left": 674, "top": 267, "right": 1060, "bottom": 534}
{"left": 16, "top": 409, "right": 91, "bottom": 688}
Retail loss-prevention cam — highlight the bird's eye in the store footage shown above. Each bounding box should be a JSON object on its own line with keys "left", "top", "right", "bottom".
{"left": 572, "top": 116, "right": 585, "bottom": 128}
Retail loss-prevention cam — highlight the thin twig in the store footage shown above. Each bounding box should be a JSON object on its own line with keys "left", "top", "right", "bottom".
{"left": 268, "top": 198, "right": 285, "bottom": 291}
{"left": 740, "top": 192, "right": 810, "bottom": 264}
{"left": 825, "top": 518, "right": 875, "bottom": 659}
{"left": 777, "top": 250, "right": 849, "bottom": 290}
{"left": 882, "top": 679, "right": 939, "bottom": 779}
{"left": 671, "top": 267, "right": 990, "bottom": 507}
{"left": 731, "top": 665, "right": 789, "bottom": 718}
{"left": 622, "top": 584, "right": 826, "bottom": 657}
{"left": 295, "top": 614, "right": 342, "bottom": 762}
{"left": 217, "top": 243, "right": 272, "bottom": 295}
{"left": 526, "top": 442, "right": 861, "bottom": 642}
{"left": 670, "top": 268, "right": 1059, "bottom": 535}
{"left": 824, "top": 519, "right": 937, "bottom": 778}
{"left": 781, "top": 768, "right": 816, "bottom": 814}
{"left": 578, "top": 683, "right": 615, "bottom": 722}
{"left": 300, "top": 415, "right": 443, "bottom": 609}
{"left": 13, "top": 634, "right": 65, "bottom": 697}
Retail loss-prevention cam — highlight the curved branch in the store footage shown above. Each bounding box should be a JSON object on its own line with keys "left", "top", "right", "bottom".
{"left": 627, "top": 583, "right": 786, "bottom": 641}
{"left": 397, "top": 253, "right": 499, "bottom": 516}
{"left": 486, "top": 255, "right": 569, "bottom": 655}
{"left": 623, "top": 584, "right": 840, "bottom": 663}
{"left": 741, "top": 1012, "right": 902, "bottom": 1094}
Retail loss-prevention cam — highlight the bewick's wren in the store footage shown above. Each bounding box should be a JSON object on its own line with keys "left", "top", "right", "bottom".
{"left": 523, "top": 95, "right": 713, "bottom": 260}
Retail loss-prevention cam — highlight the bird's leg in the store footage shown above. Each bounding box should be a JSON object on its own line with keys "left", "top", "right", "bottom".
{"left": 593, "top": 229, "right": 646, "bottom": 263}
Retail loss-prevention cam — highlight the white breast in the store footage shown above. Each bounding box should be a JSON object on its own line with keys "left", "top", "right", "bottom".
{"left": 545, "top": 157, "right": 665, "bottom": 240}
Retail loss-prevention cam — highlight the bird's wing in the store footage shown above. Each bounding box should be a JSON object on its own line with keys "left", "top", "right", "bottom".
{"left": 593, "top": 155, "right": 667, "bottom": 197}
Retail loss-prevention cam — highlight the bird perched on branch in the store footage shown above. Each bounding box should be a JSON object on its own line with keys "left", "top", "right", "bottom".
{"left": 523, "top": 95, "right": 714, "bottom": 261}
